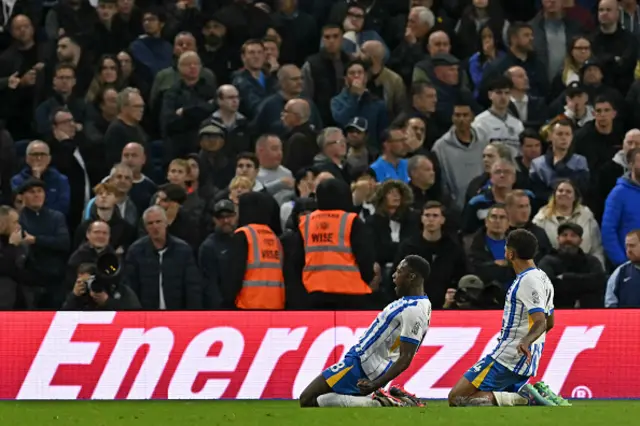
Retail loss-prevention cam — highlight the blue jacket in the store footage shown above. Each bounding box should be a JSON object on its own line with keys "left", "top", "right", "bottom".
{"left": 463, "top": 188, "right": 535, "bottom": 234}
{"left": 130, "top": 36, "right": 174, "bottom": 78}
{"left": 232, "top": 69, "right": 278, "bottom": 119}
{"left": 198, "top": 229, "right": 233, "bottom": 310}
{"left": 11, "top": 167, "right": 70, "bottom": 215}
{"left": 602, "top": 177, "right": 640, "bottom": 265}
{"left": 468, "top": 51, "right": 505, "bottom": 99}
{"left": 605, "top": 261, "right": 640, "bottom": 307}
{"left": 330, "top": 89, "right": 389, "bottom": 148}
{"left": 18, "top": 207, "right": 70, "bottom": 279}
{"left": 530, "top": 151, "right": 590, "bottom": 201}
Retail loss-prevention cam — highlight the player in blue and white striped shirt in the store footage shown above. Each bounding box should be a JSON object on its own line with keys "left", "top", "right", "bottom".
{"left": 448, "top": 229, "right": 571, "bottom": 407}
{"left": 299, "top": 255, "right": 432, "bottom": 408}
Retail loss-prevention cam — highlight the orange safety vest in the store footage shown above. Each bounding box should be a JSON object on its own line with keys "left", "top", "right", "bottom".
{"left": 234, "top": 224, "right": 285, "bottom": 309}
{"left": 299, "top": 210, "right": 372, "bottom": 295}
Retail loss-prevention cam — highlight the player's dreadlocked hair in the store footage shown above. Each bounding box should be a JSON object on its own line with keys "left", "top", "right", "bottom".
{"left": 506, "top": 228, "right": 538, "bottom": 260}
{"left": 404, "top": 255, "right": 431, "bottom": 281}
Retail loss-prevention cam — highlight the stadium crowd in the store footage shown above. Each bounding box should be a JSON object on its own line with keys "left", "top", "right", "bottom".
{"left": 0, "top": 0, "right": 640, "bottom": 311}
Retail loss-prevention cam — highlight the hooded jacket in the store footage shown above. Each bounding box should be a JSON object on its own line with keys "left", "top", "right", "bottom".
{"left": 223, "top": 191, "right": 282, "bottom": 308}
{"left": 602, "top": 176, "right": 640, "bottom": 265}
{"left": 432, "top": 127, "right": 488, "bottom": 210}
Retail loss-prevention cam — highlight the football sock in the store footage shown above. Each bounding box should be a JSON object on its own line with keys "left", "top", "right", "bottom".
{"left": 493, "top": 392, "right": 529, "bottom": 406}
{"left": 317, "top": 393, "right": 381, "bottom": 407}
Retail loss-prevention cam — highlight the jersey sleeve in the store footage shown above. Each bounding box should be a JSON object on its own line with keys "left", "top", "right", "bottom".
{"left": 518, "top": 275, "right": 547, "bottom": 315}
{"left": 399, "top": 305, "right": 429, "bottom": 346}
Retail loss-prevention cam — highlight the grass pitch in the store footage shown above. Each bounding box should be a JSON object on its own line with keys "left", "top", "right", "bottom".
{"left": 2, "top": 400, "right": 638, "bottom": 426}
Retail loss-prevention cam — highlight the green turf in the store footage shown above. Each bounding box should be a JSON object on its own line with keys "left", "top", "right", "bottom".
{"left": 2, "top": 400, "right": 639, "bottom": 426}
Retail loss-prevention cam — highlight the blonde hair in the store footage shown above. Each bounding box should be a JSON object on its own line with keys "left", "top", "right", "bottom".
{"left": 229, "top": 176, "right": 253, "bottom": 191}
{"left": 542, "top": 179, "right": 581, "bottom": 219}
{"left": 93, "top": 182, "right": 118, "bottom": 195}
{"left": 168, "top": 158, "right": 191, "bottom": 174}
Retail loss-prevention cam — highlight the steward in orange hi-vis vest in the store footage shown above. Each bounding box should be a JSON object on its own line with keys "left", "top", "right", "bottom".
{"left": 234, "top": 224, "right": 285, "bottom": 309}
{"left": 299, "top": 210, "right": 372, "bottom": 295}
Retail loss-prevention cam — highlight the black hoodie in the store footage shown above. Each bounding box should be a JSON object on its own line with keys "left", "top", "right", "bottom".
{"left": 222, "top": 192, "right": 282, "bottom": 308}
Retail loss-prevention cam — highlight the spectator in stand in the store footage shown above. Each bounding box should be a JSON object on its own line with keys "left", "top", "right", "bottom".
{"left": 505, "top": 189, "right": 552, "bottom": 261}
{"left": 337, "top": 2, "right": 389, "bottom": 61}
{"left": 17, "top": 179, "right": 70, "bottom": 309}
{"left": 65, "top": 220, "right": 116, "bottom": 290}
{"left": 150, "top": 32, "right": 217, "bottom": 111}
{"left": 344, "top": 117, "right": 376, "bottom": 173}
{"left": 562, "top": 0, "right": 595, "bottom": 31}
{"left": 224, "top": 191, "right": 285, "bottom": 310}
{"left": 393, "top": 201, "right": 467, "bottom": 309}
{"left": 530, "top": 0, "right": 583, "bottom": 83}
{"left": 505, "top": 66, "right": 547, "bottom": 130}
{"left": 256, "top": 134, "right": 295, "bottom": 206}
{"left": 602, "top": 148, "right": 640, "bottom": 266}
{"left": 605, "top": 229, "right": 640, "bottom": 307}
{"left": 0, "top": 15, "right": 49, "bottom": 140}
{"left": 121, "top": 142, "right": 156, "bottom": 214}
{"left": 620, "top": 0, "right": 640, "bottom": 47}
{"left": 34, "top": 63, "right": 88, "bottom": 137}
{"left": 280, "top": 167, "right": 317, "bottom": 230}
{"left": 591, "top": 0, "right": 638, "bottom": 94}
{"left": 465, "top": 142, "right": 514, "bottom": 202}
{"left": 129, "top": 8, "right": 173, "bottom": 80}
{"left": 290, "top": 178, "right": 379, "bottom": 309}
{"left": 573, "top": 96, "right": 625, "bottom": 184}
{"left": 533, "top": 179, "right": 605, "bottom": 266}
{"left": 0, "top": 206, "right": 33, "bottom": 309}
{"left": 314, "top": 127, "right": 352, "bottom": 183}
{"left": 351, "top": 168, "right": 377, "bottom": 221}
{"left": 227, "top": 176, "right": 254, "bottom": 206}
{"left": 539, "top": 222, "right": 606, "bottom": 308}
{"left": 330, "top": 59, "right": 389, "bottom": 149}
{"left": 45, "top": 3, "right": 98, "bottom": 51}
{"left": 388, "top": 6, "right": 434, "bottom": 86}
{"left": 161, "top": 51, "right": 217, "bottom": 163}
{"left": 468, "top": 23, "right": 507, "bottom": 100}
{"left": 466, "top": 204, "right": 513, "bottom": 290}
{"left": 166, "top": 159, "right": 189, "bottom": 189}
{"left": 404, "top": 116, "right": 429, "bottom": 156}
{"left": 597, "top": 129, "right": 640, "bottom": 220}
{"left": 197, "top": 122, "right": 235, "bottom": 192}
{"left": 62, "top": 261, "right": 141, "bottom": 310}
{"left": 198, "top": 14, "right": 238, "bottom": 86}
{"left": 412, "top": 31, "right": 454, "bottom": 85}
{"left": 463, "top": 159, "right": 530, "bottom": 235}
{"left": 270, "top": 0, "right": 318, "bottom": 67}
{"left": 515, "top": 129, "right": 543, "bottom": 189}
{"left": 473, "top": 75, "right": 524, "bottom": 157}
{"left": 74, "top": 183, "right": 135, "bottom": 252}
{"left": 480, "top": 22, "right": 548, "bottom": 100}
{"left": 408, "top": 154, "right": 452, "bottom": 213}
{"left": 89, "top": 0, "right": 120, "bottom": 59}
{"left": 371, "top": 124, "right": 409, "bottom": 183}
{"left": 85, "top": 87, "right": 119, "bottom": 146}
{"left": 549, "top": 36, "right": 592, "bottom": 101}
{"left": 215, "top": 153, "right": 266, "bottom": 202}
{"left": 455, "top": 0, "right": 509, "bottom": 61}
{"left": 433, "top": 99, "right": 488, "bottom": 210}
{"left": 148, "top": 183, "right": 200, "bottom": 251}
{"left": 122, "top": 205, "right": 202, "bottom": 310}
{"left": 212, "top": 85, "right": 252, "bottom": 156}
{"left": 282, "top": 99, "right": 319, "bottom": 175}
{"left": 104, "top": 87, "right": 147, "bottom": 168}
{"left": 199, "top": 199, "right": 237, "bottom": 309}
{"left": 11, "top": 141, "right": 70, "bottom": 217}
{"left": 543, "top": 81, "right": 594, "bottom": 138}
{"left": 53, "top": 34, "right": 92, "bottom": 97}
{"left": 399, "top": 82, "right": 446, "bottom": 148}
{"left": 253, "top": 64, "right": 322, "bottom": 138}
{"left": 360, "top": 40, "right": 406, "bottom": 119}
{"left": 85, "top": 55, "right": 123, "bottom": 103}
{"left": 366, "top": 180, "right": 418, "bottom": 293}
{"left": 117, "top": 49, "right": 150, "bottom": 102}
{"left": 232, "top": 39, "right": 278, "bottom": 119}
{"left": 0, "top": 126, "right": 16, "bottom": 206}
{"left": 302, "top": 24, "right": 352, "bottom": 127}
{"left": 530, "top": 119, "right": 590, "bottom": 202}
{"left": 84, "top": 163, "right": 138, "bottom": 226}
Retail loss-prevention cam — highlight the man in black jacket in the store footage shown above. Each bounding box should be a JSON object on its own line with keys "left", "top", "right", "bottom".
{"left": 65, "top": 220, "right": 115, "bottom": 294}
{"left": 17, "top": 178, "right": 70, "bottom": 309}
{"left": 198, "top": 199, "right": 237, "bottom": 309}
{"left": 505, "top": 189, "right": 552, "bottom": 261}
{"left": 0, "top": 205, "right": 34, "bottom": 309}
{"left": 151, "top": 183, "right": 200, "bottom": 252}
{"left": 122, "top": 205, "right": 202, "bottom": 310}
{"left": 282, "top": 98, "right": 319, "bottom": 175}
{"left": 393, "top": 201, "right": 467, "bottom": 309}
{"left": 313, "top": 127, "right": 352, "bottom": 184}
{"left": 539, "top": 223, "right": 606, "bottom": 308}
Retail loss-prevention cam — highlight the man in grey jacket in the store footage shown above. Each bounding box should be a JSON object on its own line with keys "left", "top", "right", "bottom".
{"left": 432, "top": 99, "right": 489, "bottom": 210}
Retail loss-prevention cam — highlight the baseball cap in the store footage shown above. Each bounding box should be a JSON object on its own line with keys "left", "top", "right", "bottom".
{"left": 199, "top": 122, "right": 226, "bottom": 138}
{"left": 565, "top": 81, "right": 587, "bottom": 97}
{"left": 557, "top": 222, "right": 583, "bottom": 238}
{"left": 431, "top": 53, "right": 460, "bottom": 67}
{"left": 17, "top": 178, "right": 45, "bottom": 195}
{"left": 213, "top": 199, "right": 236, "bottom": 217}
{"left": 458, "top": 275, "right": 485, "bottom": 291}
{"left": 345, "top": 117, "right": 368, "bottom": 133}
{"left": 580, "top": 59, "right": 602, "bottom": 74}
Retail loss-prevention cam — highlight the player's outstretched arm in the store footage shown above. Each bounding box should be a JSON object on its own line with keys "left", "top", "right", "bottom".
{"left": 357, "top": 341, "right": 418, "bottom": 395}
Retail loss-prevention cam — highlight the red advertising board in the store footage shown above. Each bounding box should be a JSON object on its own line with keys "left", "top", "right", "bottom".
{"left": 0, "top": 310, "right": 636, "bottom": 400}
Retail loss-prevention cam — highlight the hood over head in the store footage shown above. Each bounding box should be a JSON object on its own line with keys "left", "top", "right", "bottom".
{"left": 316, "top": 178, "right": 353, "bottom": 211}
{"left": 237, "top": 191, "right": 281, "bottom": 233}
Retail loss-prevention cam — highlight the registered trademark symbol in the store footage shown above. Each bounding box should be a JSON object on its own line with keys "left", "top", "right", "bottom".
{"left": 571, "top": 386, "right": 593, "bottom": 399}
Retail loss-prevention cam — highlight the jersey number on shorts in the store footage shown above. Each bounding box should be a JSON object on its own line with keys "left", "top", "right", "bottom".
{"left": 329, "top": 361, "right": 346, "bottom": 373}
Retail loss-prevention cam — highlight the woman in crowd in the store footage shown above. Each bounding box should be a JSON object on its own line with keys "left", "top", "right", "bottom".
{"left": 116, "top": 49, "right": 151, "bottom": 102}
{"left": 456, "top": 0, "right": 508, "bottom": 61}
{"left": 85, "top": 54, "right": 124, "bottom": 103}
{"left": 467, "top": 23, "right": 506, "bottom": 99}
{"left": 532, "top": 179, "right": 605, "bottom": 266}
{"left": 228, "top": 176, "right": 254, "bottom": 207}
{"left": 549, "top": 36, "right": 592, "bottom": 102}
